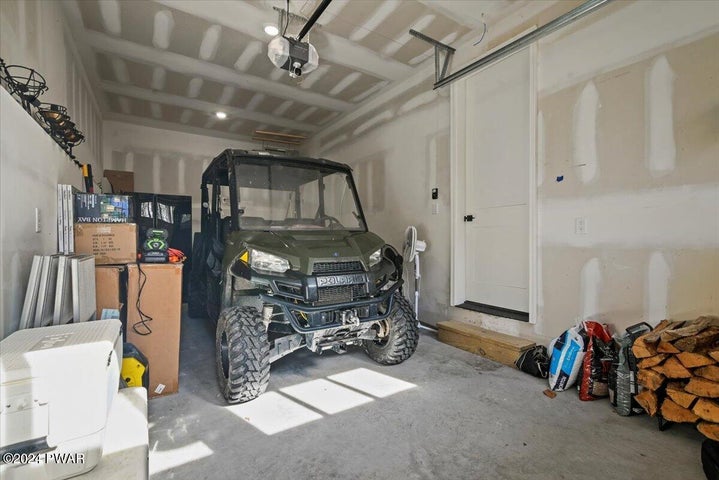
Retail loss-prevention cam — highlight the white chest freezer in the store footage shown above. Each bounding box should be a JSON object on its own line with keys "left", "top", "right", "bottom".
{"left": 0, "top": 320, "right": 122, "bottom": 480}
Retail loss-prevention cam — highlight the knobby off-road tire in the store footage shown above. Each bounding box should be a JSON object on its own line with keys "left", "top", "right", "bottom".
{"left": 364, "top": 293, "right": 419, "bottom": 365}
{"left": 187, "top": 233, "right": 207, "bottom": 318}
{"left": 187, "top": 279, "right": 207, "bottom": 318}
{"left": 216, "top": 306, "right": 270, "bottom": 403}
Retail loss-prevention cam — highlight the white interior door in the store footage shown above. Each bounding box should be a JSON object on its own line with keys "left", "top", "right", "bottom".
{"left": 464, "top": 49, "right": 531, "bottom": 313}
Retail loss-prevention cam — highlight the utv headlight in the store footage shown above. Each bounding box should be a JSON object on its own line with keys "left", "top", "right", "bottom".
{"left": 250, "top": 249, "right": 290, "bottom": 273}
{"left": 368, "top": 248, "right": 382, "bottom": 267}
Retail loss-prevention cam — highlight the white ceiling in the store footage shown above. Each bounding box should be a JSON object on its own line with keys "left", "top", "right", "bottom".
{"left": 61, "top": 0, "right": 522, "bottom": 143}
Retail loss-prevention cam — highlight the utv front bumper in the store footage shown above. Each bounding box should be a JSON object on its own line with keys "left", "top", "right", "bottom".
{"left": 231, "top": 253, "right": 402, "bottom": 332}
{"left": 259, "top": 280, "right": 402, "bottom": 333}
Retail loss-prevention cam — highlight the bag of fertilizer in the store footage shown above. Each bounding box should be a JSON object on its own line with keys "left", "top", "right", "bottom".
{"left": 548, "top": 324, "right": 586, "bottom": 391}
{"left": 577, "top": 321, "right": 613, "bottom": 401}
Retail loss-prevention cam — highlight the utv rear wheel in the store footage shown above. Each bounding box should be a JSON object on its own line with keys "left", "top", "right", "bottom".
{"left": 364, "top": 294, "right": 419, "bottom": 365}
{"left": 216, "top": 306, "right": 270, "bottom": 403}
{"left": 188, "top": 233, "right": 207, "bottom": 318}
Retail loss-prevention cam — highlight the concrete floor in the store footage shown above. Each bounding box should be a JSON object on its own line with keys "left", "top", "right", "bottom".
{"left": 148, "top": 311, "right": 705, "bottom": 480}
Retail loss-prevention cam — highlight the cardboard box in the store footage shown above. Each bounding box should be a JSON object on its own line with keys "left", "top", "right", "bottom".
{"left": 126, "top": 263, "right": 183, "bottom": 398}
{"left": 95, "top": 265, "right": 126, "bottom": 323}
{"left": 104, "top": 169, "right": 134, "bottom": 194}
{"left": 75, "top": 193, "right": 134, "bottom": 223}
{"left": 74, "top": 223, "right": 138, "bottom": 265}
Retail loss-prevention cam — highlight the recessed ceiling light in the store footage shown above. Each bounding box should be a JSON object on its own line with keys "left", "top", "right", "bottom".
{"left": 264, "top": 24, "right": 279, "bottom": 36}
{"left": 215, "top": 111, "right": 227, "bottom": 119}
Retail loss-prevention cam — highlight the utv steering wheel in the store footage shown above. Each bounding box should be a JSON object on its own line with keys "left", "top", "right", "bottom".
{"left": 320, "top": 215, "right": 342, "bottom": 229}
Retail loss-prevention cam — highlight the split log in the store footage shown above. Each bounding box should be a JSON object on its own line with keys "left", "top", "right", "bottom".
{"left": 686, "top": 377, "right": 719, "bottom": 398}
{"left": 675, "top": 327, "right": 719, "bottom": 353}
{"left": 632, "top": 337, "right": 657, "bottom": 358}
{"left": 699, "top": 315, "right": 719, "bottom": 325}
{"left": 693, "top": 398, "right": 719, "bottom": 423}
{"left": 642, "top": 320, "right": 685, "bottom": 344}
{"left": 652, "top": 356, "right": 692, "bottom": 379}
{"left": 698, "top": 422, "right": 719, "bottom": 442}
{"left": 709, "top": 350, "right": 719, "bottom": 362}
{"left": 676, "top": 352, "right": 715, "bottom": 369}
{"left": 695, "top": 365, "right": 719, "bottom": 383}
{"left": 660, "top": 316, "right": 719, "bottom": 343}
{"left": 661, "top": 398, "right": 700, "bottom": 423}
{"left": 666, "top": 382, "right": 698, "bottom": 409}
{"left": 657, "top": 341, "right": 681, "bottom": 354}
{"left": 635, "top": 389, "right": 659, "bottom": 416}
{"left": 637, "top": 354, "right": 669, "bottom": 369}
{"left": 638, "top": 369, "right": 666, "bottom": 391}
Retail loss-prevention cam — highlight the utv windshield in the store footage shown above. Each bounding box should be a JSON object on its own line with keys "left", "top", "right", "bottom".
{"left": 235, "top": 160, "right": 367, "bottom": 231}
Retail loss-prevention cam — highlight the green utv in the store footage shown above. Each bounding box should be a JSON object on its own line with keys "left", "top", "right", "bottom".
{"left": 189, "top": 150, "right": 419, "bottom": 403}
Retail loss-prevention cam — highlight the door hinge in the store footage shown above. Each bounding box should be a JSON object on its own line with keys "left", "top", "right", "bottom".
{"left": 464, "top": 215, "right": 474, "bottom": 222}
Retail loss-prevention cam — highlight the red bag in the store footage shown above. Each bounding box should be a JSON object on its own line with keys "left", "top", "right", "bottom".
{"left": 578, "top": 321, "right": 612, "bottom": 401}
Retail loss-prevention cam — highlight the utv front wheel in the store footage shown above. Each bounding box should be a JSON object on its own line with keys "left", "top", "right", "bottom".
{"left": 364, "top": 294, "right": 419, "bottom": 365}
{"left": 216, "top": 306, "right": 270, "bottom": 403}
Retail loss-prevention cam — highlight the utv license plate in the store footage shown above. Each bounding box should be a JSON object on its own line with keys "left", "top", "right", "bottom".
{"left": 317, "top": 274, "right": 365, "bottom": 286}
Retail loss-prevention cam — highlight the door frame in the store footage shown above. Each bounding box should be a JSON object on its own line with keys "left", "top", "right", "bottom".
{"left": 450, "top": 41, "right": 538, "bottom": 324}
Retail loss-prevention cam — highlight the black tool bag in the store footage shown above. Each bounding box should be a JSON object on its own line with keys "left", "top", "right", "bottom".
{"left": 515, "top": 345, "right": 549, "bottom": 379}
{"left": 703, "top": 439, "right": 719, "bottom": 480}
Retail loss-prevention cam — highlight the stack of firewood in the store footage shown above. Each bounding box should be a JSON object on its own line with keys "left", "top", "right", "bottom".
{"left": 633, "top": 316, "right": 719, "bottom": 440}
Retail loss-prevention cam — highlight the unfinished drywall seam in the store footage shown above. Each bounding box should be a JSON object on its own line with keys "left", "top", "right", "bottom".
{"left": 646, "top": 55, "right": 676, "bottom": 176}
{"left": 124, "top": 151, "right": 134, "bottom": 172}
{"left": 537, "top": 110, "right": 545, "bottom": 187}
{"left": 177, "top": 157, "right": 186, "bottom": 194}
{"left": 398, "top": 91, "right": 438, "bottom": 116}
{"left": 573, "top": 81, "right": 599, "bottom": 183}
{"left": 152, "top": 154, "right": 161, "bottom": 193}
{"left": 645, "top": 251, "right": 671, "bottom": 324}
{"left": 537, "top": 232, "right": 544, "bottom": 318}
{"left": 429, "top": 134, "right": 438, "bottom": 203}
{"left": 541, "top": 184, "right": 719, "bottom": 248}
{"left": 353, "top": 110, "right": 394, "bottom": 137}
{"left": 319, "top": 134, "right": 349, "bottom": 155}
{"left": 580, "top": 257, "right": 601, "bottom": 321}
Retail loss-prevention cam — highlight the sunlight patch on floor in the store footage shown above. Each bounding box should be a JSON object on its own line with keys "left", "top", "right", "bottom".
{"left": 328, "top": 368, "right": 417, "bottom": 398}
{"left": 149, "top": 441, "right": 213, "bottom": 475}
{"left": 225, "top": 391, "right": 323, "bottom": 435}
{"left": 226, "top": 369, "right": 417, "bottom": 435}
{"left": 281, "top": 378, "right": 374, "bottom": 414}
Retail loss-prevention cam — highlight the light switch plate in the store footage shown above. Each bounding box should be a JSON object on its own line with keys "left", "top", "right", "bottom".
{"left": 574, "top": 217, "right": 587, "bottom": 235}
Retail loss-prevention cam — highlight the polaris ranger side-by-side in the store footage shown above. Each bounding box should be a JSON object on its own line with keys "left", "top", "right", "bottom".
{"left": 189, "top": 150, "right": 419, "bottom": 403}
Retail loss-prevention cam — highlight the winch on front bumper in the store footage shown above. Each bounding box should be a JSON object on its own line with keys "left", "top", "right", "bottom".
{"left": 260, "top": 280, "right": 401, "bottom": 333}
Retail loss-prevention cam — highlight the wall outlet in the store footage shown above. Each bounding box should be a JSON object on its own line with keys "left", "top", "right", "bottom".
{"left": 34, "top": 207, "right": 41, "bottom": 233}
{"left": 574, "top": 216, "right": 587, "bottom": 235}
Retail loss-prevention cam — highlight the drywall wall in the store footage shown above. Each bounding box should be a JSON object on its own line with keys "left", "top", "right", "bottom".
{"left": 313, "top": 81, "right": 452, "bottom": 326}
{"left": 308, "top": 0, "right": 719, "bottom": 342}
{"left": 102, "top": 120, "right": 260, "bottom": 233}
{"left": 0, "top": 0, "right": 103, "bottom": 339}
{"left": 537, "top": 22, "right": 719, "bottom": 336}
